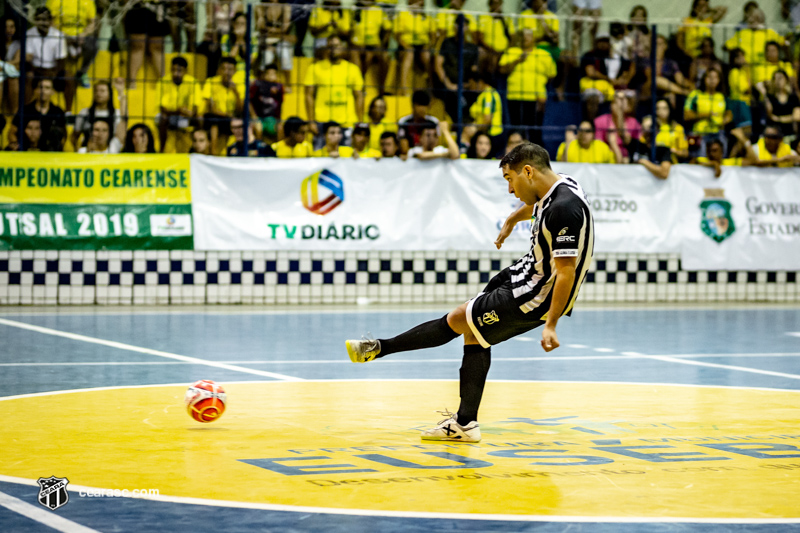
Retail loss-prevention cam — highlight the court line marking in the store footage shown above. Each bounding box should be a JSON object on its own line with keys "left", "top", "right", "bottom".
{"left": 0, "top": 488, "right": 101, "bottom": 533}
{"left": 0, "top": 473, "right": 797, "bottom": 524}
{"left": 2, "top": 379, "right": 799, "bottom": 403}
{"left": 2, "top": 353, "right": 799, "bottom": 367}
{"left": 641, "top": 355, "right": 800, "bottom": 381}
{"left": 0, "top": 318, "right": 304, "bottom": 382}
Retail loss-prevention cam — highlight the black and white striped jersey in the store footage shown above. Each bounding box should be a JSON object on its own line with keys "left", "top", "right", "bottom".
{"left": 509, "top": 174, "right": 594, "bottom": 319}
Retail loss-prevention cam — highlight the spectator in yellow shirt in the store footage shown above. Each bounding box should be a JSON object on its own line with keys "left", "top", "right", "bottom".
{"left": 695, "top": 139, "right": 746, "bottom": 177}
{"left": 272, "top": 117, "right": 315, "bottom": 157}
{"left": 304, "top": 36, "right": 365, "bottom": 135}
{"left": 158, "top": 56, "right": 203, "bottom": 153}
{"left": 723, "top": 8, "right": 786, "bottom": 66}
{"left": 46, "top": 0, "right": 97, "bottom": 104}
{"left": 351, "top": 123, "right": 382, "bottom": 158}
{"left": 394, "top": 0, "right": 435, "bottom": 95}
{"left": 477, "top": 0, "right": 513, "bottom": 73}
{"left": 677, "top": 0, "right": 727, "bottom": 58}
{"left": 684, "top": 67, "right": 731, "bottom": 156}
{"left": 365, "top": 96, "right": 396, "bottom": 151}
{"left": 655, "top": 98, "right": 689, "bottom": 162}
{"left": 498, "top": 28, "right": 556, "bottom": 145}
{"left": 203, "top": 57, "right": 243, "bottom": 155}
{"left": 518, "top": 0, "right": 559, "bottom": 49}
{"left": 309, "top": 0, "right": 353, "bottom": 53}
{"left": 746, "top": 125, "right": 800, "bottom": 167}
{"left": 752, "top": 41, "right": 798, "bottom": 93}
{"left": 313, "top": 121, "right": 355, "bottom": 157}
{"left": 350, "top": 0, "right": 390, "bottom": 95}
{"left": 556, "top": 121, "right": 616, "bottom": 163}
{"left": 464, "top": 72, "right": 503, "bottom": 156}
{"left": 628, "top": 116, "right": 673, "bottom": 180}
{"left": 435, "top": 0, "right": 477, "bottom": 46}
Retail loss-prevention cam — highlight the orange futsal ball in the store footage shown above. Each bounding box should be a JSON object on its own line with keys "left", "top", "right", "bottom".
{"left": 185, "top": 380, "right": 227, "bottom": 423}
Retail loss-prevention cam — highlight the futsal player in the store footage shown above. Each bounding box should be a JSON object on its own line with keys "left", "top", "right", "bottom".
{"left": 346, "top": 143, "right": 595, "bottom": 442}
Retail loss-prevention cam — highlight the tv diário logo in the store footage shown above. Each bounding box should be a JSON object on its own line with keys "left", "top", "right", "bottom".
{"left": 301, "top": 170, "right": 344, "bottom": 215}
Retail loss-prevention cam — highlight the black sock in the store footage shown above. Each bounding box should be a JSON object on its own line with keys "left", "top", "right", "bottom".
{"left": 457, "top": 345, "right": 491, "bottom": 425}
{"left": 377, "top": 315, "right": 459, "bottom": 357}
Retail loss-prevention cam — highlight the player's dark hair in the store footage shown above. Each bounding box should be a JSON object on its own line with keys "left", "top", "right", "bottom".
{"left": 707, "top": 139, "right": 724, "bottom": 150}
{"left": 499, "top": 142, "right": 551, "bottom": 172}
{"left": 283, "top": 116, "right": 306, "bottom": 136}
{"left": 765, "top": 40, "right": 780, "bottom": 51}
{"left": 220, "top": 56, "right": 237, "bottom": 67}
{"left": 412, "top": 90, "right": 431, "bottom": 106}
{"left": 380, "top": 131, "right": 397, "bottom": 141}
{"left": 172, "top": 56, "right": 188, "bottom": 69}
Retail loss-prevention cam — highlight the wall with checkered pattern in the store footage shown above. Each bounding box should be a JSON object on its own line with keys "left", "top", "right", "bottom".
{"left": 1, "top": 250, "right": 797, "bottom": 305}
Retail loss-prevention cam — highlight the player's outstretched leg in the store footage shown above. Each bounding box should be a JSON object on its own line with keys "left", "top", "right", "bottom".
{"left": 345, "top": 314, "right": 460, "bottom": 363}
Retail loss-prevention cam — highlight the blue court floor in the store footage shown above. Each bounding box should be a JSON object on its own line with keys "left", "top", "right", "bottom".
{"left": 1, "top": 304, "right": 799, "bottom": 532}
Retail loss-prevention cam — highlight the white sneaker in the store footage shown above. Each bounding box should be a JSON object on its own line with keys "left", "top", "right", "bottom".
{"left": 421, "top": 410, "right": 481, "bottom": 443}
{"left": 345, "top": 335, "right": 381, "bottom": 363}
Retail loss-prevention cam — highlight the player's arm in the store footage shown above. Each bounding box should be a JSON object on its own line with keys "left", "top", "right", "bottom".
{"left": 638, "top": 158, "right": 671, "bottom": 180}
{"left": 541, "top": 256, "right": 577, "bottom": 352}
{"left": 495, "top": 203, "right": 534, "bottom": 249}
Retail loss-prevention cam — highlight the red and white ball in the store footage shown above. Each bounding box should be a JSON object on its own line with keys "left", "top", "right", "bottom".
{"left": 185, "top": 380, "right": 227, "bottom": 423}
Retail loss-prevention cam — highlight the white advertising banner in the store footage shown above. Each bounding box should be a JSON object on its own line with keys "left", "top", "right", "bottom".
{"left": 190, "top": 156, "right": 799, "bottom": 269}
{"left": 677, "top": 166, "right": 800, "bottom": 271}
{"left": 190, "top": 157, "right": 678, "bottom": 253}
{"left": 191, "top": 156, "right": 509, "bottom": 251}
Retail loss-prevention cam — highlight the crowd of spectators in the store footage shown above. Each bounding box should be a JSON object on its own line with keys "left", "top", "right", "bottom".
{"left": 1, "top": 0, "right": 799, "bottom": 174}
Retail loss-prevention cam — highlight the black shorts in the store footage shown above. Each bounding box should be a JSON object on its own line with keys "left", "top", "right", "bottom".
{"left": 466, "top": 267, "right": 545, "bottom": 348}
{"left": 125, "top": 6, "right": 171, "bottom": 37}
{"left": 203, "top": 114, "right": 233, "bottom": 136}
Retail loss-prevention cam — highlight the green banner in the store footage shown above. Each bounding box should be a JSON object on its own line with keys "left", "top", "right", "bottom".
{"left": 0, "top": 204, "right": 193, "bottom": 250}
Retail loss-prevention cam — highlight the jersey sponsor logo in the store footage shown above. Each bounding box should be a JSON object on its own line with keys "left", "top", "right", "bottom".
{"left": 482, "top": 310, "right": 500, "bottom": 325}
{"left": 700, "top": 188, "right": 736, "bottom": 243}
{"left": 556, "top": 235, "right": 575, "bottom": 243}
{"left": 301, "top": 169, "right": 344, "bottom": 215}
{"left": 558, "top": 227, "right": 569, "bottom": 236}
{"left": 553, "top": 249, "right": 579, "bottom": 257}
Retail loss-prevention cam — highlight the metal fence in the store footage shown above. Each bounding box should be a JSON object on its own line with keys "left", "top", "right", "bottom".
{"left": 2, "top": 0, "right": 799, "bottom": 161}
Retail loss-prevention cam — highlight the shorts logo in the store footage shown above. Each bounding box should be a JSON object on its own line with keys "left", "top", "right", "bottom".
{"left": 301, "top": 169, "right": 344, "bottom": 215}
{"left": 37, "top": 476, "right": 69, "bottom": 511}
{"left": 556, "top": 235, "right": 575, "bottom": 243}
{"left": 482, "top": 310, "right": 499, "bottom": 325}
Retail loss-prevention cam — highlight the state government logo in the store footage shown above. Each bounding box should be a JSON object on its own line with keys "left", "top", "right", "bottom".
{"left": 700, "top": 188, "right": 736, "bottom": 243}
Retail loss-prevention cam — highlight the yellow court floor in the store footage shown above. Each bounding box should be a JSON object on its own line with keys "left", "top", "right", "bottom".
{"left": 3, "top": 380, "right": 800, "bottom": 520}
